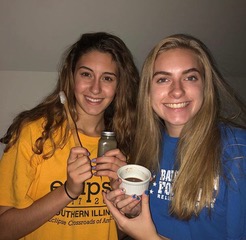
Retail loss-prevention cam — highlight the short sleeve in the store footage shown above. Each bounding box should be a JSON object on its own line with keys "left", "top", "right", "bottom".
{"left": 0, "top": 122, "right": 42, "bottom": 208}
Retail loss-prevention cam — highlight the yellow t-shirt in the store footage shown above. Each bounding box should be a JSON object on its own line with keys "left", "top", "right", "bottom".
{"left": 0, "top": 118, "right": 117, "bottom": 240}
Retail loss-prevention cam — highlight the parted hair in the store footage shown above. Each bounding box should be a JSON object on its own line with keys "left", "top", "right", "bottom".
{"left": 1, "top": 32, "right": 139, "bottom": 159}
{"left": 130, "top": 34, "right": 246, "bottom": 220}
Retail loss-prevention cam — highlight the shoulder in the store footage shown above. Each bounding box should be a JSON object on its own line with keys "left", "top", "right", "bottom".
{"left": 220, "top": 124, "right": 246, "bottom": 176}
{"left": 220, "top": 124, "right": 246, "bottom": 145}
{"left": 19, "top": 118, "right": 46, "bottom": 141}
{"left": 22, "top": 117, "right": 46, "bottom": 131}
{"left": 219, "top": 124, "right": 246, "bottom": 157}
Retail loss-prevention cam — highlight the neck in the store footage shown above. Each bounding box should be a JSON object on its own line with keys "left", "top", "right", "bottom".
{"left": 76, "top": 115, "right": 105, "bottom": 137}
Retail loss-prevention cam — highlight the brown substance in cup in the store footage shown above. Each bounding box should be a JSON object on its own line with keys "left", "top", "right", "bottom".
{"left": 124, "top": 177, "right": 143, "bottom": 182}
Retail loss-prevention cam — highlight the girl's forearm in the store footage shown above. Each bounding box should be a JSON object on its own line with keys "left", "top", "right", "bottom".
{"left": 0, "top": 185, "right": 72, "bottom": 240}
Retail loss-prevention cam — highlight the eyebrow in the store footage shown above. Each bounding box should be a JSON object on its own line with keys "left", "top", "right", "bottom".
{"left": 78, "top": 66, "right": 117, "bottom": 77}
{"left": 153, "top": 68, "right": 201, "bottom": 77}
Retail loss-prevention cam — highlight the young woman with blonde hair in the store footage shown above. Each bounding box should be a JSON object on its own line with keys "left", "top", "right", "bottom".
{"left": 103, "top": 34, "right": 246, "bottom": 240}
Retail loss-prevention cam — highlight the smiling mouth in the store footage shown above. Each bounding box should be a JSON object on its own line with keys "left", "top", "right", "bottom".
{"left": 164, "top": 102, "right": 189, "bottom": 109}
{"left": 85, "top": 96, "right": 103, "bottom": 103}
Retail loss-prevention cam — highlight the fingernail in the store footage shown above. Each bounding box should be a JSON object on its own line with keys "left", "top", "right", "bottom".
{"left": 144, "top": 190, "right": 149, "bottom": 195}
{"left": 132, "top": 194, "right": 141, "bottom": 200}
{"left": 92, "top": 166, "right": 96, "bottom": 170}
{"left": 121, "top": 188, "right": 126, "bottom": 193}
{"left": 91, "top": 158, "right": 96, "bottom": 163}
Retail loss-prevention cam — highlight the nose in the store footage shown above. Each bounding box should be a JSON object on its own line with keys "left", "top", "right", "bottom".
{"left": 90, "top": 78, "right": 101, "bottom": 95}
{"left": 169, "top": 81, "right": 185, "bottom": 98}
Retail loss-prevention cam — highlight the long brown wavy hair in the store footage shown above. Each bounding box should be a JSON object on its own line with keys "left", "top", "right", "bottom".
{"left": 130, "top": 34, "right": 246, "bottom": 220}
{"left": 1, "top": 32, "right": 139, "bottom": 159}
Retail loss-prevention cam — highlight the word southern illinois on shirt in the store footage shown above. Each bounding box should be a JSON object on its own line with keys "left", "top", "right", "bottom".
{"left": 48, "top": 180, "right": 113, "bottom": 227}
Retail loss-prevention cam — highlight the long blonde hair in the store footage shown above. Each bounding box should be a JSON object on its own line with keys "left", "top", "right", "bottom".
{"left": 131, "top": 34, "right": 246, "bottom": 219}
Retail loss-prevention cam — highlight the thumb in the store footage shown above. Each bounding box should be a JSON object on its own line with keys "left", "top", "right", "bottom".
{"left": 67, "top": 147, "right": 88, "bottom": 164}
{"left": 67, "top": 147, "right": 80, "bottom": 164}
{"left": 141, "top": 191, "right": 151, "bottom": 217}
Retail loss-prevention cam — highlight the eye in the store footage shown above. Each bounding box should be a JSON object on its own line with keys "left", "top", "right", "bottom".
{"left": 186, "top": 75, "right": 198, "bottom": 81}
{"left": 102, "top": 75, "right": 117, "bottom": 82}
{"left": 156, "top": 77, "right": 168, "bottom": 83}
{"left": 80, "top": 71, "right": 91, "bottom": 77}
{"left": 103, "top": 76, "right": 113, "bottom": 81}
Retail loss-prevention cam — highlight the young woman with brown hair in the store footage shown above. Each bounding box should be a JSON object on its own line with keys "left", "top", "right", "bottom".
{"left": 0, "top": 32, "right": 139, "bottom": 240}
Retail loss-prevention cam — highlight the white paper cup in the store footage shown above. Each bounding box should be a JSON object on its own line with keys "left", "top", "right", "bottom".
{"left": 117, "top": 164, "right": 151, "bottom": 195}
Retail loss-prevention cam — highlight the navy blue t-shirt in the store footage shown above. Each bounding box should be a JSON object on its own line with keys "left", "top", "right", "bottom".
{"left": 149, "top": 125, "right": 246, "bottom": 240}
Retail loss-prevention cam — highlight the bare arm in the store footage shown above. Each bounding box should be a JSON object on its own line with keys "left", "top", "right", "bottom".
{"left": 103, "top": 191, "right": 170, "bottom": 240}
{"left": 0, "top": 147, "right": 92, "bottom": 240}
{"left": 0, "top": 185, "right": 71, "bottom": 240}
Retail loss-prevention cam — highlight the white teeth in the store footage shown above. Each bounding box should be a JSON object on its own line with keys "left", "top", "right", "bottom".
{"left": 86, "top": 96, "right": 102, "bottom": 103}
{"left": 165, "top": 102, "right": 189, "bottom": 109}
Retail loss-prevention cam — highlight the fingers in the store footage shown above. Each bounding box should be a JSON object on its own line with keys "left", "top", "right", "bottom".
{"left": 68, "top": 154, "right": 91, "bottom": 174}
{"left": 93, "top": 169, "right": 118, "bottom": 180}
{"left": 103, "top": 149, "right": 127, "bottom": 161}
{"left": 92, "top": 149, "right": 127, "bottom": 179}
{"left": 66, "top": 147, "right": 92, "bottom": 196}
{"left": 96, "top": 149, "right": 127, "bottom": 166}
{"left": 106, "top": 188, "right": 141, "bottom": 217}
{"left": 110, "top": 178, "right": 122, "bottom": 190}
{"left": 116, "top": 195, "right": 141, "bottom": 212}
{"left": 102, "top": 191, "right": 126, "bottom": 229}
{"left": 95, "top": 156, "right": 126, "bottom": 168}
{"left": 106, "top": 188, "right": 126, "bottom": 201}
{"left": 67, "top": 147, "right": 90, "bottom": 164}
{"left": 67, "top": 150, "right": 92, "bottom": 182}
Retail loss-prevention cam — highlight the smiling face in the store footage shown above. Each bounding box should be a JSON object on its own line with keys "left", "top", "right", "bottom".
{"left": 150, "top": 48, "right": 204, "bottom": 137}
{"left": 74, "top": 50, "right": 118, "bottom": 118}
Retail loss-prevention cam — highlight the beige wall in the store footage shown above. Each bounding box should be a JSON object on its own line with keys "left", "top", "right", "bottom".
{"left": 0, "top": 71, "right": 57, "bottom": 156}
